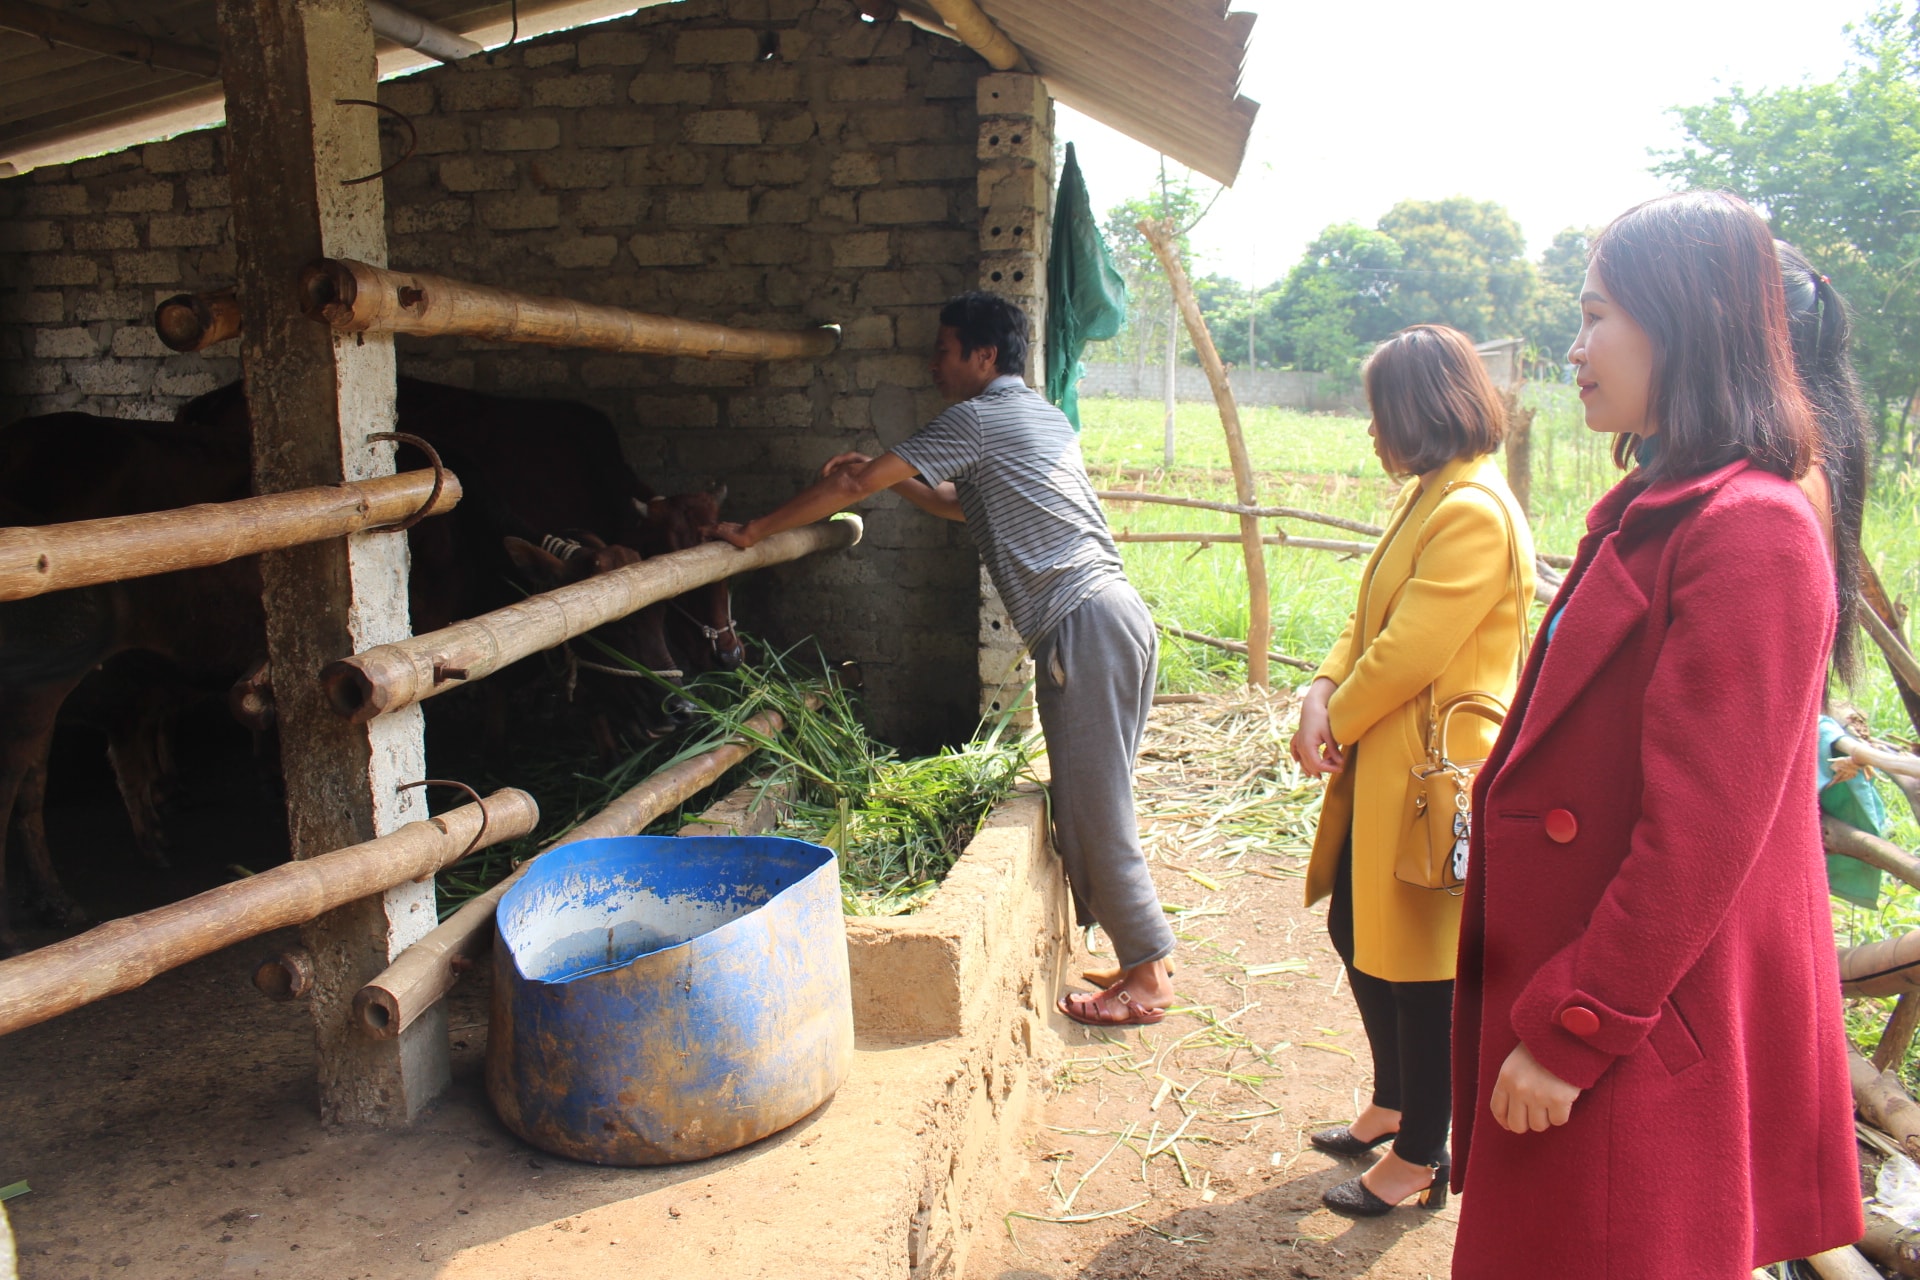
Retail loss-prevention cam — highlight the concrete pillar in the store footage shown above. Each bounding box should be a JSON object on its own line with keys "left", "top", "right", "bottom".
{"left": 215, "top": 0, "right": 446, "bottom": 1125}
{"left": 975, "top": 71, "right": 1053, "bottom": 727}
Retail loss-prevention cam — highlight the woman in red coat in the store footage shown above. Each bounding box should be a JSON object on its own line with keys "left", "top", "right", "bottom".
{"left": 1450, "top": 191, "right": 1863, "bottom": 1278}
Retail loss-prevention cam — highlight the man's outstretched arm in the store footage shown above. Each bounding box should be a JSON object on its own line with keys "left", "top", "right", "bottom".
{"left": 709, "top": 450, "right": 949, "bottom": 548}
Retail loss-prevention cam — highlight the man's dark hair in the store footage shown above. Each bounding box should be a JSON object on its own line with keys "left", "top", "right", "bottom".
{"left": 938, "top": 291, "right": 1029, "bottom": 376}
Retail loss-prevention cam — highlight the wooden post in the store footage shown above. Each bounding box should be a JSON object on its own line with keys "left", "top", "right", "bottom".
{"left": 1138, "top": 217, "right": 1271, "bottom": 687}
{"left": 215, "top": 0, "right": 441, "bottom": 1125}
{"left": 1502, "top": 388, "right": 1534, "bottom": 518}
{"left": 1879, "top": 992, "right": 1920, "bottom": 1073}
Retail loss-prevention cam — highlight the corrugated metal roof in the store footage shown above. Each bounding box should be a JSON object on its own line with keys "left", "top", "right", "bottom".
{"left": 982, "top": 0, "right": 1258, "bottom": 186}
{"left": 0, "top": 0, "right": 1258, "bottom": 183}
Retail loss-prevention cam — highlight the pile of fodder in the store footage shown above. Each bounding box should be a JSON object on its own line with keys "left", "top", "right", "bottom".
{"left": 432, "top": 640, "right": 1033, "bottom": 917}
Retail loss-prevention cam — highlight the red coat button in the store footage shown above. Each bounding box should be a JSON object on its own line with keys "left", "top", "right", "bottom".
{"left": 1544, "top": 809, "right": 1578, "bottom": 843}
{"left": 1560, "top": 1005, "right": 1601, "bottom": 1037}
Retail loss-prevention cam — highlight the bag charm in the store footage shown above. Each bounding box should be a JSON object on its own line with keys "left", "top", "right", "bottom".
{"left": 1403, "top": 694, "right": 1505, "bottom": 895}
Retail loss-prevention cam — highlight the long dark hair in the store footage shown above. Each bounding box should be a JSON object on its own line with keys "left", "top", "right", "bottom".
{"left": 1589, "top": 192, "right": 1816, "bottom": 483}
{"left": 1779, "top": 240, "right": 1871, "bottom": 682}
{"left": 1364, "top": 325, "right": 1507, "bottom": 475}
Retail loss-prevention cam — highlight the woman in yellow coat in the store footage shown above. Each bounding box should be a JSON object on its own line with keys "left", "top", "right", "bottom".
{"left": 1288, "top": 325, "right": 1534, "bottom": 1217}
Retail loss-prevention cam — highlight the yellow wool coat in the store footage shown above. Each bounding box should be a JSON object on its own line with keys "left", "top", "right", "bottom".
{"left": 1305, "top": 454, "right": 1535, "bottom": 983}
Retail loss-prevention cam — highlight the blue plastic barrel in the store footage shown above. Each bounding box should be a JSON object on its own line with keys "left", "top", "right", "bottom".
{"left": 484, "top": 834, "right": 853, "bottom": 1166}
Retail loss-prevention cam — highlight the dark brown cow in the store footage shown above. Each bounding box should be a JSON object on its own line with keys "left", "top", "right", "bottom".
{"left": 0, "top": 379, "right": 733, "bottom": 952}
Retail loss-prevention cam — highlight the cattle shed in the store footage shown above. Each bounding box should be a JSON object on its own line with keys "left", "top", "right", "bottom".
{"left": 0, "top": 0, "right": 1256, "bottom": 1146}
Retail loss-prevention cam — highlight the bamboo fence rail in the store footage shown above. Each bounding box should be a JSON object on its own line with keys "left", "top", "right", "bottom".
{"left": 322, "top": 516, "right": 861, "bottom": 721}
{"left": 0, "top": 469, "right": 459, "bottom": 602}
{"left": 0, "top": 789, "right": 537, "bottom": 1038}
{"left": 301, "top": 258, "right": 840, "bottom": 361}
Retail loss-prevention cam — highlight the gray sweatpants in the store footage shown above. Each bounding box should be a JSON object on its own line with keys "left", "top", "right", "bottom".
{"left": 1032, "top": 582, "right": 1175, "bottom": 971}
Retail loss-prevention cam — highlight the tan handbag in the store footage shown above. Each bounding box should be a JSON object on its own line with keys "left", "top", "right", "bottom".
{"left": 1392, "top": 480, "right": 1530, "bottom": 895}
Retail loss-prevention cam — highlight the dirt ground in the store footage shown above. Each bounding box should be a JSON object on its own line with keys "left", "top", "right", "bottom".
{"left": 0, "top": 691, "right": 1457, "bottom": 1280}
{"left": 971, "top": 693, "right": 1458, "bottom": 1280}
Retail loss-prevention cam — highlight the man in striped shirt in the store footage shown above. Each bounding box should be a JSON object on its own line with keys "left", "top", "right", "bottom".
{"left": 711, "top": 292, "right": 1174, "bottom": 1027}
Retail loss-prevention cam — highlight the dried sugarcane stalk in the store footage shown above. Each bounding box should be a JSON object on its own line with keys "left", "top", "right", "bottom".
{"left": 353, "top": 702, "right": 815, "bottom": 1038}
{"left": 1138, "top": 218, "right": 1271, "bottom": 688}
{"left": 0, "top": 469, "right": 459, "bottom": 602}
{"left": 1850, "top": 1041, "right": 1920, "bottom": 1161}
{"left": 301, "top": 258, "right": 839, "bottom": 361}
{"left": 322, "top": 515, "right": 861, "bottom": 721}
{"left": 154, "top": 288, "right": 241, "bottom": 352}
{"left": 0, "top": 789, "right": 536, "bottom": 1039}
{"left": 1826, "top": 815, "right": 1920, "bottom": 896}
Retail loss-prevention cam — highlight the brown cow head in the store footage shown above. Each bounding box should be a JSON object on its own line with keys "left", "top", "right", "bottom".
{"left": 632, "top": 487, "right": 746, "bottom": 671}
{"left": 502, "top": 534, "right": 697, "bottom": 741}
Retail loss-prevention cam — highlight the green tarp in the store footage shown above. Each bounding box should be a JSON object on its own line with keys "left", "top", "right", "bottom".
{"left": 1045, "top": 142, "right": 1128, "bottom": 431}
{"left": 1820, "top": 714, "right": 1890, "bottom": 907}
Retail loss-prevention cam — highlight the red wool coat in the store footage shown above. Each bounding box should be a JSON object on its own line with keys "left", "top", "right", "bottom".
{"left": 1451, "top": 461, "right": 1862, "bottom": 1279}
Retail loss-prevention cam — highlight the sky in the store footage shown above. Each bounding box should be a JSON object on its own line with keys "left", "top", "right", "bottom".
{"left": 1057, "top": 0, "right": 1880, "bottom": 289}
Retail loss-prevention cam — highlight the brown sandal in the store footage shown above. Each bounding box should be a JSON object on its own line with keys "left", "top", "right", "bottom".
{"left": 1057, "top": 987, "right": 1168, "bottom": 1028}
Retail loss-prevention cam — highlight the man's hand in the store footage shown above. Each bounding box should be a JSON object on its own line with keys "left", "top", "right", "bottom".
{"left": 821, "top": 452, "right": 872, "bottom": 479}
{"left": 1287, "top": 677, "right": 1344, "bottom": 776}
{"left": 1489, "top": 1042, "right": 1581, "bottom": 1133}
{"left": 707, "top": 521, "right": 757, "bottom": 549}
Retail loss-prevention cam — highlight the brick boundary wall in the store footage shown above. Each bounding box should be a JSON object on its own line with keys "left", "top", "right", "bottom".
{"left": 1078, "top": 361, "right": 1367, "bottom": 415}
{"left": 0, "top": 0, "right": 1058, "bottom": 754}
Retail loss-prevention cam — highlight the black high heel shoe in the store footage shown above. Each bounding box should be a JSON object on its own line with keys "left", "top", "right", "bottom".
{"left": 1307, "top": 1123, "right": 1397, "bottom": 1159}
{"left": 1321, "top": 1161, "right": 1450, "bottom": 1218}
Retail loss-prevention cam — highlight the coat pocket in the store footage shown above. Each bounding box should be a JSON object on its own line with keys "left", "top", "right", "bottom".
{"left": 1648, "top": 995, "right": 1703, "bottom": 1076}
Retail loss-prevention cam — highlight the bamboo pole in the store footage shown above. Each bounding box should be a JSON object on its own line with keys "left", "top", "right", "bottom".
{"left": 301, "top": 257, "right": 840, "bottom": 361}
{"left": 1859, "top": 1217, "right": 1920, "bottom": 1280}
{"left": 154, "top": 289, "right": 242, "bottom": 353}
{"left": 354, "top": 702, "right": 813, "bottom": 1038}
{"left": 1851, "top": 1041, "right": 1920, "bottom": 1161}
{"left": 0, "top": 789, "right": 537, "bottom": 1039}
{"left": 1807, "top": 1245, "right": 1892, "bottom": 1280}
{"left": 923, "top": 0, "right": 1029, "bottom": 70}
{"left": 1840, "top": 928, "right": 1920, "bottom": 999}
{"left": 1138, "top": 218, "right": 1270, "bottom": 688}
{"left": 1095, "top": 489, "right": 1386, "bottom": 537}
{"left": 0, "top": 469, "right": 459, "bottom": 602}
{"left": 1159, "top": 624, "right": 1313, "bottom": 673}
{"left": 321, "top": 516, "right": 861, "bottom": 721}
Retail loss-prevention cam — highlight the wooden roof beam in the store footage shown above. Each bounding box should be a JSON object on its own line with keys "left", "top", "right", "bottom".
{"left": 0, "top": 0, "right": 220, "bottom": 79}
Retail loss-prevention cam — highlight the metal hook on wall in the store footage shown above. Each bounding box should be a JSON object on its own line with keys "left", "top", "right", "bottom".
{"left": 334, "top": 97, "right": 417, "bottom": 186}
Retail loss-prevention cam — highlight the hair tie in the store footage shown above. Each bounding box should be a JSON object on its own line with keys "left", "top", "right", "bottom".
{"left": 1820, "top": 275, "right": 1830, "bottom": 285}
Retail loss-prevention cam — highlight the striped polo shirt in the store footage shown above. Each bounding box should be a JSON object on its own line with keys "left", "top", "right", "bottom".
{"left": 892, "top": 375, "right": 1129, "bottom": 642}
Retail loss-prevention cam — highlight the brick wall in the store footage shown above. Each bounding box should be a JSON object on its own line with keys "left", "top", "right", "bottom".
{"left": 0, "top": 0, "right": 1057, "bottom": 753}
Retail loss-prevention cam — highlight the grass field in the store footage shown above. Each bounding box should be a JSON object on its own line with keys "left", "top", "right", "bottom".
{"left": 1078, "top": 389, "right": 1920, "bottom": 1043}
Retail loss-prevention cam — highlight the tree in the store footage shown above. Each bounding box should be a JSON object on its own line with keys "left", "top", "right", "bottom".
{"left": 1266, "top": 222, "right": 1405, "bottom": 377}
{"left": 1655, "top": 2, "right": 1920, "bottom": 434}
{"left": 1377, "top": 197, "right": 1535, "bottom": 341}
{"left": 1103, "top": 173, "right": 1206, "bottom": 368}
{"left": 1526, "top": 226, "right": 1598, "bottom": 369}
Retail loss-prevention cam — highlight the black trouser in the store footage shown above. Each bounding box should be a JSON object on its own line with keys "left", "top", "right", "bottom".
{"left": 1326, "top": 843, "right": 1453, "bottom": 1167}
